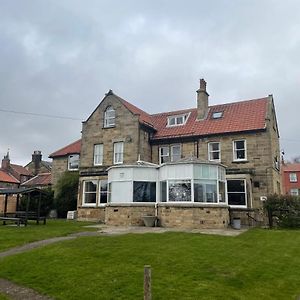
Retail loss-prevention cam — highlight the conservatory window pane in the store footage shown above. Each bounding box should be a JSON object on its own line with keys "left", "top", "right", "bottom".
{"left": 133, "top": 181, "right": 156, "bottom": 202}
{"left": 168, "top": 180, "right": 191, "bottom": 202}
{"left": 194, "top": 181, "right": 204, "bottom": 202}
{"left": 160, "top": 181, "right": 167, "bottom": 202}
{"left": 206, "top": 184, "right": 217, "bottom": 203}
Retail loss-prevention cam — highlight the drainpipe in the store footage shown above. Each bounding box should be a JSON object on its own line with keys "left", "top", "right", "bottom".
{"left": 155, "top": 202, "right": 158, "bottom": 227}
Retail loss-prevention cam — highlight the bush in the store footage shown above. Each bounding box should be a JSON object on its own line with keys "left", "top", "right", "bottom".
{"left": 54, "top": 171, "right": 79, "bottom": 218}
{"left": 19, "top": 187, "right": 54, "bottom": 216}
{"left": 264, "top": 194, "right": 300, "bottom": 228}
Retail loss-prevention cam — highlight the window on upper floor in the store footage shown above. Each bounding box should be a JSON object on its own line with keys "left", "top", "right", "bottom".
{"left": 94, "top": 144, "right": 103, "bottom": 166}
{"left": 114, "top": 142, "right": 124, "bottom": 164}
{"left": 68, "top": 154, "right": 79, "bottom": 171}
{"left": 159, "top": 144, "right": 181, "bottom": 164}
{"left": 233, "top": 140, "right": 247, "bottom": 161}
{"left": 289, "top": 173, "right": 297, "bottom": 182}
{"left": 290, "top": 188, "right": 299, "bottom": 196}
{"left": 104, "top": 106, "right": 115, "bottom": 128}
{"left": 208, "top": 142, "right": 220, "bottom": 161}
{"left": 167, "top": 113, "right": 190, "bottom": 127}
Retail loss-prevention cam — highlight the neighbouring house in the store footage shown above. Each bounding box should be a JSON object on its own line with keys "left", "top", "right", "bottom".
{"left": 1, "top": 152, "right": 33, "bottom": 184}
{"left": 281, "top": 163, "right": 300, "bottom": 196}
{"left": 25, "top": 150, "right": 52, "bottom": 175}
{"left": 48, "top": 139, "right": 81, "bottom": 192}
{"left": 21, "top": 173, "right": 52, "bottom": 189}
{"left": 51, "top": 79, "right": 281, "bottom": 228}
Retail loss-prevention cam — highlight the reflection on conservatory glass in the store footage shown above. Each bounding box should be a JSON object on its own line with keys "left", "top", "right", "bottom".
{"left": 194, "top": 180, "right": 217, "bottom": 203}
{"left": 169, "top": 180, "right": 191, "bottom": 201}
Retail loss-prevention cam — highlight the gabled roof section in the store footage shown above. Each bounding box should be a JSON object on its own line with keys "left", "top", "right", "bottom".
{"left": 49, "top": 139, "right": 81, "bottom": 158}
{"left": 10, "top": 164, "right": 32, "bottom": 176}
{"left": 21, "top": 173, "right": 52, "bottom": 187}
{"left": 0, "top": 170, "right": 19, "bottom": 184}
{"left": 120, "top": 98, "right": 155, "bottom": 129}
{"left": 150, "top": 97, "right": 269, "bottom": 140}
{"left": 282, "top": 163, "right": 300, "bottom": 172}
{"left": 84, "top": 90, "right": 155, "bottom": 129}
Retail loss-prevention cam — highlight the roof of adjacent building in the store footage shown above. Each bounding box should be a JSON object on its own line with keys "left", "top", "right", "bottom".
{"left": 282, "top": 163, "right": 300, "bottom": 172}
{"left": 0, "top": 170, "right": 19, "bottom": 184}
{"left": 21, "top": 173, "right": 52, "bottom": 187}
{"left": 49, "top": 139, "right": 81, "bottom": 158}
{"left": 10, "top": 164, "right": 32, "bottom": 176}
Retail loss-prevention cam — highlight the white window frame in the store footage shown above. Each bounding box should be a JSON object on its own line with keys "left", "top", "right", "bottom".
{"left": 289, "top": 173, "right": 297, "bottom": 182}
{"left": 290, "top": 188, "right": 299, "bottom": 196}
{"left": 113, "top": 142, "right": 124, "bottom": 164}
{"left": 171, "top": 144, "right": 181, "bottom": 162}
{"left": 208, "top": 142, "right": 221, "bottom": 162}
{"left": 68, "top": 154, "right": 79, "bottom": 171}
{"left": 212, "top": 112, "right": 223, "bottom": 119}
{"left": 104, "top": 106, "right": 115, "bottom": 128}
{"left": 159, "top": 146, "right": 170, "bottom": 164}
{"left": 94, "top": 144, "right": 103, "bottom": 166}
{"left": 82, "top": 180, "right": 98, "bottom": 207}
{"left": 233, "top": 140, "right": 247, "bottom": 161}
{"left": 167, "top": 113, "right": 190, "bottom": 127}
{"left": 226, "top": 179, "right": 247, "bottom": 208}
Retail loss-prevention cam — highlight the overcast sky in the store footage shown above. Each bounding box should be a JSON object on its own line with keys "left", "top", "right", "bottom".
{"left": 1, "top": 0, "right": 300, "bottom": 165}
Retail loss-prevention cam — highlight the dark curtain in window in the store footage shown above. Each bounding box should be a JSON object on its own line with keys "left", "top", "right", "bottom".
{"left": 133, "top": 182, "right": 156, "bottom": 202}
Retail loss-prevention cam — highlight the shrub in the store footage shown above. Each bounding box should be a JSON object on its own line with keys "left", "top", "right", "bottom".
{"left": 54, "top": 171, "right": 79, "bottom": 218}
{"left": 264, "top": 194, "right": 300, "bottom": 228}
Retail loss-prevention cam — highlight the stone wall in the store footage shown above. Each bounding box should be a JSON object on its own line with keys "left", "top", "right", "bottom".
{"left": 78, "top": 204, "right": 230, "bottom": 229}
{"left": 77, "top": 207, "right": 105, "bottom": 222}
{"left": 51, "top": 156, "right": 68, "bottom": 191}
{"left": 158, "top": 203, "right": 229, "bottom": 229}
{"left": 105, "top": 204, "right": 155, "bottom": 226}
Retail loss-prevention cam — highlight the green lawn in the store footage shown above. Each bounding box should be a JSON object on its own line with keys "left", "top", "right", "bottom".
{"left": 0, "top": 219, "right": 96, "bottom": 251}
{"left": 0, "top": 294, "right": 8, "bottom": 300}
{"left": 0, "top": 229, "right": 299, "bottom": 299}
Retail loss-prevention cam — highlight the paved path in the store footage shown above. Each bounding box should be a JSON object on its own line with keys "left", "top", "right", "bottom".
{"left": 0, "top": 226, "right": 247, "bottom": 299}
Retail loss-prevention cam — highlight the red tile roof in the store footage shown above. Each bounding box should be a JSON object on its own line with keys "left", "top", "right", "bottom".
{"left": 21, "top": 173, "right": 51, "bottom": 187}
{"left": 120, "top": 99, "right": 155, "bottom": 129}
{"left": 49, "top": 139, "right": 81, "bottom": 158}
{"left": 0, "top": 170, "right": 19, "bottom": 184}
{"left": 10, "top": 164, "right": 32, "bottom": 176}
{"left": 150, "top": 97, "right": 269, "bottom": 139}
{"left": 282, "top": 163, "right": 300, "bottom": 172}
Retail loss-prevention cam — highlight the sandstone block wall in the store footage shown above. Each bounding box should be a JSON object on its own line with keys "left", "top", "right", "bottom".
{"left": 77, "top": 207, "right": 105, "bottom": 222}
{"left": 0, "top": 195, "right": 17, "bottom": 213}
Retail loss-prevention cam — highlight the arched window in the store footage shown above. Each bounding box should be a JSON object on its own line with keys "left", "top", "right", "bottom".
{"left": 104, "top": 106, "right": 115, "bottom": 128}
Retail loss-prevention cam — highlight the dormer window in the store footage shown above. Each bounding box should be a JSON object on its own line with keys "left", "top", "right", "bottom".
{"left": 212, "top": 112, "right": 223, "bottom": 119}
{"left": 104, "top": 106, "right": 115, "bottom": 128}
{"left": 167, "top": 113, "right": 190, "bottom": 127}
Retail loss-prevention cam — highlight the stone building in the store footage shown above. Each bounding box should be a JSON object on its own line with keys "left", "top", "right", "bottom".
{"left": 52, "top": 80, "right": 281, "bottom": 228}
{"left": 49, "top": 139, "right": 81, "bottom": 193}
{"left": 25, "top": 151, "right": 52, "bottom": 176}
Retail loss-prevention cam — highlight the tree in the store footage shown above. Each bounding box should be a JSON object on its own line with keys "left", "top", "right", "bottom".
{"left": 54, "top": 171, "right": 79, "bottom": 218}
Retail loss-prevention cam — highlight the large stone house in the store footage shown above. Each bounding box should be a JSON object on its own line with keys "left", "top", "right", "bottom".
{"left": 70, "top": 79, "right": 281, "bottom": 227}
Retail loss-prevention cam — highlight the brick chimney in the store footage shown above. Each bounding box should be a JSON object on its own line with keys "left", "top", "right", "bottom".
{"left": 32, "top": 150, "right": 42, "bottom": 175}
{"left": 197, "top": 79, "right": 209, "bottom": 120}
{"left": 1, "top": 151, "right": 10, "bottom": 170}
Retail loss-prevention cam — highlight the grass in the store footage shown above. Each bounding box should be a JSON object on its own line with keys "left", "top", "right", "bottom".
{"left": 0, "top": 228, "right": 299, "bottom": 299}
{"left": 0, "top": 294, "right": 8, "bottom": 300}
{"left": 0, "top": 219, "right": 97, "bottom": 251}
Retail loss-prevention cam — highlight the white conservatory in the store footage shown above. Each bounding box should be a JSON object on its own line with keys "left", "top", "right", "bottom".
{"left": 105, "top": 158, "right": 230, "bottom": 229}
